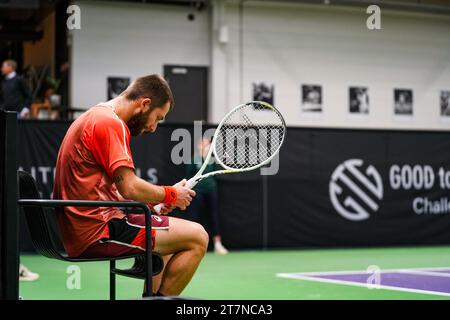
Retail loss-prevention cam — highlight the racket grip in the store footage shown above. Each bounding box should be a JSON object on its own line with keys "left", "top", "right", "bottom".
{"left": 152, "top": 178, "right": 198, "bottom": 214}
{"left": 186, "top": 177, "right": 198, "bottom": 189}
{"left": 153, "top": 203, "right": 163, "bottom": 214}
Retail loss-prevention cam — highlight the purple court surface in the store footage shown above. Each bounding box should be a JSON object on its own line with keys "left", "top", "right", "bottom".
{"left": 277, "top": 267, "right": 450, "bottom": 297}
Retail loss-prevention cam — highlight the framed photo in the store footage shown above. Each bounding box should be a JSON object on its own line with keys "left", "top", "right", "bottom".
{"left": 107, "top": 77, "right": 130, "bottom": 100}
{"left": 349, "top": 87, "right": 369, "bottom": 114}
{"left": 440, "top": 90, "right": 450, "bottom": 117}
{"left": 252, "top": 82, "right": 274, "bottom": 108}
{"left": 301, "top": 85, "right": 322, "bottom": 112}
{"left": 394, "top": 89, "right": 413, "bottom": 116}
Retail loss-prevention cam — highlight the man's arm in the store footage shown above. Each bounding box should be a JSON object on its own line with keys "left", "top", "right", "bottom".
{"left": 114, "top": 166, "right": 195, "bottom": 210}
{"left": 88, "top": 118, "right": 195, "bottom": 209}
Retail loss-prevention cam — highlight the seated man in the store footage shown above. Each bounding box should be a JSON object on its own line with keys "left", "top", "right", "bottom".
{"left": 53, "top": 74, "right": 208, "bottom": 297}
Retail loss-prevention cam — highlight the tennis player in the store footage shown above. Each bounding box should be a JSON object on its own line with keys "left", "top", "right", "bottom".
{"left": 53, "top": 74, "right": 208, "bottom": 297}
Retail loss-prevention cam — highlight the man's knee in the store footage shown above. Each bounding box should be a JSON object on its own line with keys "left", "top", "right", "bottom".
{"left": 189, "top": 221, "right": 209, "bottom": 253}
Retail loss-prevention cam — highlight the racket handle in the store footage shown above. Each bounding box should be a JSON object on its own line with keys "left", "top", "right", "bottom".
{"left": 152, "top": 177, "right": 198, "bottom": 214}
{"left": 153, "top": 203, "right": 163, "bottom": 214}
{"left": 186, "top": 177, "right": 198, "bottom": 189}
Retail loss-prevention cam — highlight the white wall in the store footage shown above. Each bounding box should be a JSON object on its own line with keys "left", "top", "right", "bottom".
{"left": 70, "top": 0, "right": 211, "bottom": 109}
{"left": 70, "top": 0, "right": 450, "bottom": 130}
{"left": 211, "top": 0, "right": 450, "bottom": 130}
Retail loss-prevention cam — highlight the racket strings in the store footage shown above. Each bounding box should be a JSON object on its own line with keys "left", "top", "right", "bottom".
{"left": 214, "top": 102, "right": 285, "bottom": 170}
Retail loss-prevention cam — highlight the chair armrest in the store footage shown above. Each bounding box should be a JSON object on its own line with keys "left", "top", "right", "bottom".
{"left": 18, "top": 199, "right": 148, "bottom": 209}
{"left": 18, "top": 199, "right": 152, "bottom": 217}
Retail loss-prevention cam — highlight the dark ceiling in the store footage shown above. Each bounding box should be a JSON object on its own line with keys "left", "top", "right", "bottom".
{"left": 1, "top": 0, "right": 449, "bottom": 42}
{"left": 0, "top": 0, "right": 207, "bottom": 41}
{"left": 0, "top": 0, "right": 65, "bottom": 41}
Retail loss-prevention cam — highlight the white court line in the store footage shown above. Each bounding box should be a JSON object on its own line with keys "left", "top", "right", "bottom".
{"left": 398, "top": 269, "right": 450, "bottom": 278}
{"left": 280, "top": 266, "right": 450, "bottom": 277}
{"left": 276, "top": 272, "right": 450, "bottom": 297}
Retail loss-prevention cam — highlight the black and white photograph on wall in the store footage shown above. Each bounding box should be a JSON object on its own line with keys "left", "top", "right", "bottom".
{"left": 349, "top": 87, "right": 369, "bottom": 114}
{"left": 107, "top": 77, "right": 130, "bottom": 100}
{"left": 440, "top": 90, "right": 450, "bottom": 117}
{"left": 394, "top": 89, "right": 413, "bottom": 116}
{"left": 301, "top": 85, "right": 322, "bottom": 112}
{"left": 252, "top": 82, "right": 274, "bottom": 109}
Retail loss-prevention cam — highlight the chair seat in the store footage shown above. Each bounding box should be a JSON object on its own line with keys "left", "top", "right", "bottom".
{"left": 112, "top": 256, "right": 164, "bottom": 279}
{"left": 45, "top": 251, "right": 163, "bottom": 278}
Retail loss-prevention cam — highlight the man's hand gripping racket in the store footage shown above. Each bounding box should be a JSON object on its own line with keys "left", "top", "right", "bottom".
{"left": 157, "top": 179, "right": 194, "bottom": 214}
{"left": 154, "top": 101, "right": 287, "bottom": 214}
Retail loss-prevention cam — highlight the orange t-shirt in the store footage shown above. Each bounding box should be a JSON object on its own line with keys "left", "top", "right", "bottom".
{"left": 53, "top": 104, "right": 135, "bottom": 257}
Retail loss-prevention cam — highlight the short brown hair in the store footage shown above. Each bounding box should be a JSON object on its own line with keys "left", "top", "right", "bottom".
{"left": 122, "top": 74, "right": 174, "bottom": 110}
{"left": 4, "top": 59, "right": 17, "bottom": 71}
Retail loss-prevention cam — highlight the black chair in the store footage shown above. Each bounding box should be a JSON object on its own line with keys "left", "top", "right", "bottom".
{"left": 17, "top": 170, "right": 163, "bottom": 300}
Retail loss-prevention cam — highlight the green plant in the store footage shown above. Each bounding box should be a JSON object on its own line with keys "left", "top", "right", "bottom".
{"left": 46, "top": 77, "right": 61, "bottom": 93}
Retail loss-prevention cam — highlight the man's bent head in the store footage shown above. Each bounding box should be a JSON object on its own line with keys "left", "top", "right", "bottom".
{"left": 121, "top": 74, "right": 174, "bottom": 136}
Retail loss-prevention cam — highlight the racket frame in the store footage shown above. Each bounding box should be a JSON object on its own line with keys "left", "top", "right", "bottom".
{"left": 187, "top": 100, "right": 286, "bottom": 188}
{"left": 155, "top": 101, "right": 286, "bottom": 212}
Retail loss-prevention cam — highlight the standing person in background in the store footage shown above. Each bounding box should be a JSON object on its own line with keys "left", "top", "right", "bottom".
{"left": 0, "top": 59, "right": 32, "bottom": 119}
{"left": 186, "top": 137, "right": 229, "bottom": 255}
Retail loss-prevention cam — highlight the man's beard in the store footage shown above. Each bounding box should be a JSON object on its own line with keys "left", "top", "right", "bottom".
{"left": 127, "top": 109, "right": 150, "bottom": 136}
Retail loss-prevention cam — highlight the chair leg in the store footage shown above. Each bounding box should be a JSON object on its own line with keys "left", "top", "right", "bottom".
{"left": 110, "top": 260, "right": 116, "bottom": 301}
{"left": 144, "top": 213, "right": 153, "bottom": 298}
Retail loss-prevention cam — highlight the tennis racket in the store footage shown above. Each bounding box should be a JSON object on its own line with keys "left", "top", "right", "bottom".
{"left": 153, "top": 101, "right": 286, "bottom": 213}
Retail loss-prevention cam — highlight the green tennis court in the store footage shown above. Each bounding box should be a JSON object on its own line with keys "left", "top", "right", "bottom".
{"left": 19, "top": 246, "right": 450, "bottom": 300}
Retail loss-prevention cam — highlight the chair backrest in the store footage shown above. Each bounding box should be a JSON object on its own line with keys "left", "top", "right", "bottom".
{"left": 17, "top": 171, "right": 66, "bottom": 260}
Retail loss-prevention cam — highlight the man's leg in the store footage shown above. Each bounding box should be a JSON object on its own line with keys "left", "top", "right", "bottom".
{"left": 151, "top": 254, "right": 172, "bottom": 294}
{"left": 205, "top": 190, "right": 220, "bottom": 239}
{"left": 205, "top": 190, "right": 229, "bottom": 255}
{"left": 153, "top": 216, "right": 208, "bottom": 296}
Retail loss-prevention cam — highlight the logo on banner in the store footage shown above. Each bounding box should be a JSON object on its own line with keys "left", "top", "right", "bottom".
{"left": 329, "top": 159, "right": 383, "bottom": 221}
